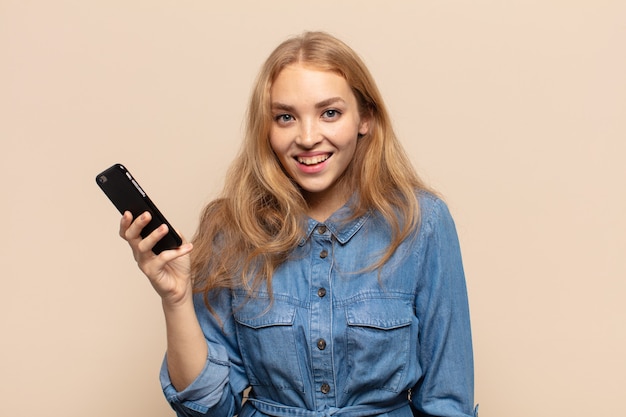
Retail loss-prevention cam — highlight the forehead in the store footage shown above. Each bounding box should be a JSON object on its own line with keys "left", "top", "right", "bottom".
{"left": 270, "top": 64, "right": 355, "bottom": 104}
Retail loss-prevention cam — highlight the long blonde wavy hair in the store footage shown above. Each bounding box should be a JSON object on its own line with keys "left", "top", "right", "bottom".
{"left": 192, "top": 31, "right": 430, "bottom": 300}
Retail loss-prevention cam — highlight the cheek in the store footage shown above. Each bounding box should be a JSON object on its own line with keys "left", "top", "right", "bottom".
{"left": 269, "top": 132, "right": 291, "bottom": 167}
{"left": 328, "top": 123, "right": 359, "bottom": 150}
{"left": 268, "top": 130, "right": 284, "bottom": 154}
{"left": 268, "top": 127, "right": 277, "bottom": 148}
{"left": 329, "top": 116, "right": 362, "bottom": 140}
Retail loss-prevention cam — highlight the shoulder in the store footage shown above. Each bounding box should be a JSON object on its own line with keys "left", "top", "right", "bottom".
{"left": 415, "top": 190, "right": 457, "bottom": 236}
{"left": 417, "top": 190, "right": 450, "bottom": 220}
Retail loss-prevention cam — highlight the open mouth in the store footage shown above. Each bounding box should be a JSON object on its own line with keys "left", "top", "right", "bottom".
{"left": 296, "top": 153, "right": 332, "bottom": 166}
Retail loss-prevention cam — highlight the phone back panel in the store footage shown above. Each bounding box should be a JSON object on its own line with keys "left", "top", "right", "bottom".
{"left": 96, "top": 164, "right": 182, "bottom": 254}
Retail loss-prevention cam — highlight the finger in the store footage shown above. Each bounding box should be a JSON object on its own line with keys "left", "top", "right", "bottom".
{"left": 157, "top": 242, "right": 194, "bottom": 263}
{"left": 139, "top": 227, "right": 190, "bottom": 255}
{"left": 118, "top": 211, "right": 134, "bottom": 239}
{"left": 124, "top": 211, "right": 152, "bottom": 242}
{"left": 137, "top": 223, "right": 170, "bottom": 253}
{"left": 140, "top": 242, "right": 193, "bottom": 278}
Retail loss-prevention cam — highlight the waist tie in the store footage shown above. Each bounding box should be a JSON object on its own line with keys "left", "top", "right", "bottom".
{"left": 246, "top": 396, "right": 410, "bottom": 417}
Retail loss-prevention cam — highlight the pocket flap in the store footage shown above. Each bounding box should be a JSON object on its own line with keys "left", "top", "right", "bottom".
{"left": 234, "top": 298, "right": 296, "bottom": 329}
{"left": 345, "top": 298, "right": 413, "bottom": 330}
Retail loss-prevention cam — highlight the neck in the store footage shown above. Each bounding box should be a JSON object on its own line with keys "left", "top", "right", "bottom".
{"left": 304, "top": 185, "right": 350, "bottom": 222}
{"left": 306, "top": 202, "right": 343, "bottom": 222}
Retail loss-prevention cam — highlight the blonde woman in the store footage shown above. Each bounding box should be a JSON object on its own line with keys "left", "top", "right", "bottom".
{"left": 120, "top": 31, "right": 476, "bottom": 417}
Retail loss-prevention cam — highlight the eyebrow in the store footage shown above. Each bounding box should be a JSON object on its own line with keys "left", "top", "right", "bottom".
{"left": 314, "top": 97, "right": 346, "bottom": 109}
{"left": 271, "top": 97, "right": 346, "bottom": 112}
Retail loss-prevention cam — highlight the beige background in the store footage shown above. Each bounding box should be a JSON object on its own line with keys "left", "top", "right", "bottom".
{"left": 1, "top": 1, "right": 625, "bottom": 416}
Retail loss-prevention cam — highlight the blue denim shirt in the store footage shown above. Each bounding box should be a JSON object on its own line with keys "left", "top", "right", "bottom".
{"left": 160, "top": 193, "right": 476, "bottom": 417}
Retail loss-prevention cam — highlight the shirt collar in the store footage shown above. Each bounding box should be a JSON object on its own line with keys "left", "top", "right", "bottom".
{"left": 299, "top": 200, "right": 370, "bottom": 246}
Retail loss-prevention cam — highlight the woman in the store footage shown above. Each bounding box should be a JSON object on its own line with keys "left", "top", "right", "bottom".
{"left": 120, "top": 31, "right": 476, "bottom": 417}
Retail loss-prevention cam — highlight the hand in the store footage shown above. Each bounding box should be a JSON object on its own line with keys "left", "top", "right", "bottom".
{"left": 119, "top": 211, "right": 194, "bottom": 306}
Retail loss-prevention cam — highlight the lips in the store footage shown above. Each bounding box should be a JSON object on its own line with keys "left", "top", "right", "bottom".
{"left": 296, "top": 153, "right": 332, "bottom": 166}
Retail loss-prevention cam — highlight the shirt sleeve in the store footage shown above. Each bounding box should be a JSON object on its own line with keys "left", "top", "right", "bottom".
{"left": 411, "top": 196, "right": 477, "bottom": 417}
{"left": 159, "top": 290, "right": 249, "bottom": 417}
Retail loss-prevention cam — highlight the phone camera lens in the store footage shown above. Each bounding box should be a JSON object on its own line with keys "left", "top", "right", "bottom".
{"left": 98, "top": 175, "right": 108, "bottom": 184}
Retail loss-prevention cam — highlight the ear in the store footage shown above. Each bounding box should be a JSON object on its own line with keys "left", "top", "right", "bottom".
{"left": 358, "top": 114, "right": 371, "bottom": 137}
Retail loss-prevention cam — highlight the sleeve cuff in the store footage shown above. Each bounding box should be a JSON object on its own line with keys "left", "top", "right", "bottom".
{"left": 160, "top": 340, "right": 231, "bottom": 412}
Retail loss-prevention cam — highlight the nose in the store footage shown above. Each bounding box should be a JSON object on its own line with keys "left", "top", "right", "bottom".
{"left": 295, "top": 118, "right": 322, "bottom": 149}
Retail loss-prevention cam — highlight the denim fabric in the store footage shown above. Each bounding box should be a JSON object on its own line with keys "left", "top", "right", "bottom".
{"left": 160, "top": 192, "right": 476, "bottom": 417}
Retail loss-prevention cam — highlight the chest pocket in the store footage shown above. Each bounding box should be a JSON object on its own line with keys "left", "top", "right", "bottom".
{"left": 344, "top": 297, "right": 415, "bottom": 394}
{"left": 234, "top": 296, "right": 305, "bottom": 392}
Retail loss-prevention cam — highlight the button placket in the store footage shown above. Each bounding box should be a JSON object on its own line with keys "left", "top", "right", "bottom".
{"left": 309, "top": 225, "right": 335, "bottom": 404}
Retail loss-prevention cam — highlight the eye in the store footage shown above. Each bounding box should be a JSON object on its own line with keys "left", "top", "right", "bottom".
{"left": 274, "top": 114, "right": 294, "bottom": 124}
{"left": 322, "top": 109, "right": 341, "bottom": 120}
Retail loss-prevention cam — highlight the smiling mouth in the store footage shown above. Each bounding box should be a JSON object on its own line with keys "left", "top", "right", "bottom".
{"left": 296, "top": 154, "right": 331, "bottom": 166}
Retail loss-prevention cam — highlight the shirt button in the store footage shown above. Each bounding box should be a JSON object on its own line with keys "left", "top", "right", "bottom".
{"left": 320, "top": 383, "right": 331, "bottom": 394}
{"left": 317, "top": 288, "right": 326, "bottom": 298}
{"left": 317, "top": 338, "right": 326, "bottom": 350}
{"left": 317, "top": 225, "right": 327, "bottom": 234}
{"left": 319, "top": 249, "right": 328, "bottom": 259}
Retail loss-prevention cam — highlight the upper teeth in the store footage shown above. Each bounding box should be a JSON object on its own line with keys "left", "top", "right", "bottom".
{"left": 297, "top": 154, "right": 330, "bottom": 165}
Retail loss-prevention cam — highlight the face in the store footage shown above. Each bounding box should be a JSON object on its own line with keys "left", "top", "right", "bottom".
{"left": 269, "top": 64, "right": 370, "bottom": 213}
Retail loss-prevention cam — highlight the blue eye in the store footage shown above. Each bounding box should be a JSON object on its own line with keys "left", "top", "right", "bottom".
{"left": 275, "top": 114, "right": 294, "bottom": 124}
{"left": 323, "top": 109, "right": 341, "bottom": 119}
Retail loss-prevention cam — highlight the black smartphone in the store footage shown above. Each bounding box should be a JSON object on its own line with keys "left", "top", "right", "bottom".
{"left": 96, "top": 163, "right": 182, "bottom": 254}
